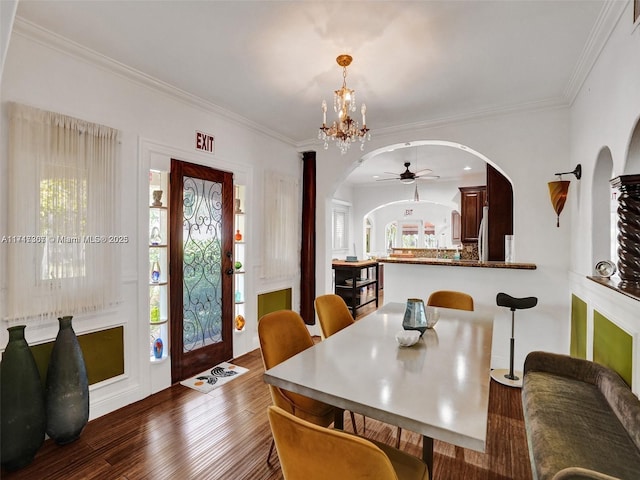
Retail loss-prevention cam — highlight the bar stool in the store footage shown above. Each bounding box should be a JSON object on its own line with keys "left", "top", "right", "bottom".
{"left": 490, "top": 292, "right": 537, "bottom": 388}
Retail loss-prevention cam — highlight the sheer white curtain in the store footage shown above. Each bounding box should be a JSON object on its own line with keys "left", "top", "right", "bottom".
{"left": 6, "top": 103, "right": 121, "bottom": 322}
{"left": 262, "top": 170, "right": 299, "bottom": 279}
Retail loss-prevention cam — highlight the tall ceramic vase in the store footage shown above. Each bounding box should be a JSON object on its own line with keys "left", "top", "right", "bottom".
{"left": 45, "top": 316, "right": 89, "bottom": 445}
{"left": 0, "top": 326, "right": 46, "bottom": 471}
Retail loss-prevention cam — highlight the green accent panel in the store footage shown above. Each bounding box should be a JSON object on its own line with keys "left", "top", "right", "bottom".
{"left": 593, "top": 311, "right": 633, "bottom": 386}
{"left": 30, "top": 326, "right": 125, "bottom": 386}
{"left": 258, "top": 289, "right": 292, "bottom": 319}
{"left": 570, "top": 294, "right": 587, "bottom": 359}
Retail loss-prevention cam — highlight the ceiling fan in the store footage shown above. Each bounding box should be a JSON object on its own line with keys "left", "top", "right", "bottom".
{"left": 377, "top": 162, "right": 440, "bottom": 184}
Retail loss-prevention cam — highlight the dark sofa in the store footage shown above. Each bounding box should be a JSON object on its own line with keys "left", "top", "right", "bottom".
{"left": 522, "top": 351, "right": 640, "bottom": 480}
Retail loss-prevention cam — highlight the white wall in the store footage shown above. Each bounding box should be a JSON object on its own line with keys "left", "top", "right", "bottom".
{"left": 0, "top": 25, "right": 300, "bottom": 417}
{"left": 568, "top": 3, "right": 640, "bottom": 391}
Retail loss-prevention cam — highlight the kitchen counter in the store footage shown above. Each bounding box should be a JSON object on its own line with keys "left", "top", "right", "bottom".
{"left": 378, "top": 256, "right": 536, "bottom": 270}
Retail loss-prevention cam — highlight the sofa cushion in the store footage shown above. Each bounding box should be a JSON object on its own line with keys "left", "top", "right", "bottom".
{"left": 523, "top": 371, "right": 640, "bottom": 480}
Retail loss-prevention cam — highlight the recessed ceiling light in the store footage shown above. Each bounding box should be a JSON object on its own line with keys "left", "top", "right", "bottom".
{"left": 463, "top": 166, "right": 472, "bottom": 171}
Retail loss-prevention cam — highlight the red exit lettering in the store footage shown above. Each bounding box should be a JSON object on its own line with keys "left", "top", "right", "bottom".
{"left": 196, "top": 131, "right": 215, "bottom": 153}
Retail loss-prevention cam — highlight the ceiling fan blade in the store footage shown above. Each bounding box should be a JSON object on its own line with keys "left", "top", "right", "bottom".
{"left": 414, "top": 168, "right": 433, "bottom": 175}
{"left": 376, "top": 177, "right": 401, "bottom": 182}
{"left": 416, "top": 175, "right": 440, "bottom": 180}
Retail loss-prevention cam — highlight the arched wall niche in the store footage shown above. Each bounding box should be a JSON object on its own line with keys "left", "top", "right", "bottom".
{"left": 625, "top": 117, "right": 640, "bottom": 174}
{"left": 591, "top": 147, "right": 614, "bottom": 271}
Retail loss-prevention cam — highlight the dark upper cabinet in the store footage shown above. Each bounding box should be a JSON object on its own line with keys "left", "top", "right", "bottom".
{"left": 459, "top": 186, "right": 487, "bottom": 244}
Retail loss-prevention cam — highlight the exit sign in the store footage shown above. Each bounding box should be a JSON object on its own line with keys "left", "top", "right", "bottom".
{"left": 196, "top": 131, "right": 215, "bottom": 153}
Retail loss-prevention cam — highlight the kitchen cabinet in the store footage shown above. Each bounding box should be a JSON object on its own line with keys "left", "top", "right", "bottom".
{"left": 459, "top": 186, "right": 487, "bottom": 244}
{"left": 332, "top": 260, "right": 379, "bottom": 318}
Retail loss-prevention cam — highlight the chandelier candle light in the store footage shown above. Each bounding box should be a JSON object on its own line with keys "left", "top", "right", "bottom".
{"left": 319, "top": 54, "right": 370, "bottom": 154}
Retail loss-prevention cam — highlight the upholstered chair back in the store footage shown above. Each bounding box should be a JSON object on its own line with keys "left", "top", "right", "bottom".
{"left": 427, "top": 290, "right": 474, "bottom": 311}
{"left": 315, "top": 294, "right": 355, "bottom": 339}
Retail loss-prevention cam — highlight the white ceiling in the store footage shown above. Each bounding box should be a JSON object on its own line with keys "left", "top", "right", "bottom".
{"left": 14, "top": 0, "right": 616, "bottom": 184}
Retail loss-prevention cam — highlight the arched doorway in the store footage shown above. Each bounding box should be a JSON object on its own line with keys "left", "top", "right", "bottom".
{"left": 341, "top": 140, "right": 514, "bottom": 262}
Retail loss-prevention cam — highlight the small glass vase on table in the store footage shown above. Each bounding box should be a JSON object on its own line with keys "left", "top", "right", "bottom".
{"left": 402, "top": 298, "right": 439, "bottom": 336}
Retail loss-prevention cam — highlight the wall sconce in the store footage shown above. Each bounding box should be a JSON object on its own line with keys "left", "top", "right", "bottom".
{"left": 548, "top": 164, "right": 581, "bottom": 227}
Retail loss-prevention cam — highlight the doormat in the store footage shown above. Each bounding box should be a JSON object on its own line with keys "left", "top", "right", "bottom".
{"left": 180, "top": 362, "right": 248, "bottom": 394}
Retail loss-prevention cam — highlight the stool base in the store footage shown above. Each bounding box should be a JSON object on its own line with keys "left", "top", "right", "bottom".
{"left": 490, "top": 368, "right": 523, "bottom": 388}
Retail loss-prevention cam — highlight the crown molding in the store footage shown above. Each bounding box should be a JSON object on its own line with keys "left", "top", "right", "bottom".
{"left": 12, "top": 17, "right": 296, "bottom": 147}
{"left": 295, "top": 96, "right": 568, "bottom": 151}
{"left": 563, "top": 0, "right": 627, "bottom": 105}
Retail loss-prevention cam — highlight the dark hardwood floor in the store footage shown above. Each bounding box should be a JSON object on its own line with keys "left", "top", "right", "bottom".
{"left": 2, "top": 340, "right": 532, "bottom": 480}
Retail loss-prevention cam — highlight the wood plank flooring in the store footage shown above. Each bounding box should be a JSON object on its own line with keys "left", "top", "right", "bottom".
{"left": 2, "top": 345, "right": 532, "bottom": 480}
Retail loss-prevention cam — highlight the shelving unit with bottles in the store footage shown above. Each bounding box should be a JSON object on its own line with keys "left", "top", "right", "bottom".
{"left": 149, "top": 170, "right": 169, "bottom": 361}
{"left": 234, "top": 184, "right": 246, "bottom": 332}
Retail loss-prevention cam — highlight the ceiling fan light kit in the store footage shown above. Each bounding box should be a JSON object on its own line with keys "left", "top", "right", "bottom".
{"left": 318, "top": 54, "right": 371, "bottom": 154}
{"left": 377, "top": 161, "right": 440, "bottom": 184}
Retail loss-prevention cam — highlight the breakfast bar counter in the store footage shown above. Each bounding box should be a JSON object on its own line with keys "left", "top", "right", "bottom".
{"left": 378, "top": 256, "right": 536, "bottom": 270}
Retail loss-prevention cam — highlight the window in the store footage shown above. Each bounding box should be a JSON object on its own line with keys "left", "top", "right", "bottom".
{"left": 401, "top": 223, "right": 418, "bottom": 247}
{"left": 39, "top": 174, "right": 88, "bottom": 281}
{"left": 6, "top": 103, "right": 121, "bottom": 321}
{"left": 424, "top": 222, "right": 436, "bottom": 248}
{"left": 385, "top": 222, "right": 397, "bottom": 250}
{"left": 332, "top": 201, "right": 350, "bottom": 252}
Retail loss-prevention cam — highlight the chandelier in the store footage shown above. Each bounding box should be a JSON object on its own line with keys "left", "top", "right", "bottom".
{"left": 319, "top": 54, "right": 370, "bottom": 154}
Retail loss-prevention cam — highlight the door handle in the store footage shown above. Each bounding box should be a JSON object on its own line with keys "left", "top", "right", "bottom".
{"left": 226, "top": 268, "right": 234, "bottom": 275}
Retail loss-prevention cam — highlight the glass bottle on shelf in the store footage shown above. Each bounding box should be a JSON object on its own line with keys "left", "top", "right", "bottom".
{"left": 151, "top": 261, "right": 161, "bottom": 283}
{"left": 235, "top": 229, "right": 243, "bottom": 241}
{"left": 150, "top": 226, "right": 162, "bottom": 245}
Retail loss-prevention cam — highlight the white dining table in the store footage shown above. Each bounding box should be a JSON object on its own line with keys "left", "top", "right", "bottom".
{"left": 263, "top": 302, "right": 494, "bottom": 478}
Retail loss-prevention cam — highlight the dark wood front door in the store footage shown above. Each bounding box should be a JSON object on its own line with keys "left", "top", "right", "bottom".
{"left": 170, "top": 159, "right": 234, "bottom": 383}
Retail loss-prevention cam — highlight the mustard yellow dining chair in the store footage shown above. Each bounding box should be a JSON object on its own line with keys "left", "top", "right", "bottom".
{"left": 314, "top": 294, "right": 360, "bottom": 434}
{"left": 268, "top": 405, "right": 430, "bottom": 480}
{"left": 258, "top": 309, "right": 336, "bottom": 463}
{"left": 314, "top": 293, "right": 355, "bottom": 339}
{"left": 427, "top": 290, "right": 474, "bottom": 311}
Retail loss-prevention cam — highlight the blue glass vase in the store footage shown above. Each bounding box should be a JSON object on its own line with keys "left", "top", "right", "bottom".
{"left": 153, "top": 337, "right": 163, "bottom": 359}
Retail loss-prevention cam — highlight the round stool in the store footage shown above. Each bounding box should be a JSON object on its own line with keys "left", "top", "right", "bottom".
{"left": 490, "top": 292, "right": 537, "bottom": 388}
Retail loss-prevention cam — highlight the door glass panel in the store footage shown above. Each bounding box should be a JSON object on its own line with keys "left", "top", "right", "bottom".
{"left": 182, "top": 176, "right": 223, "bottom": 352}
